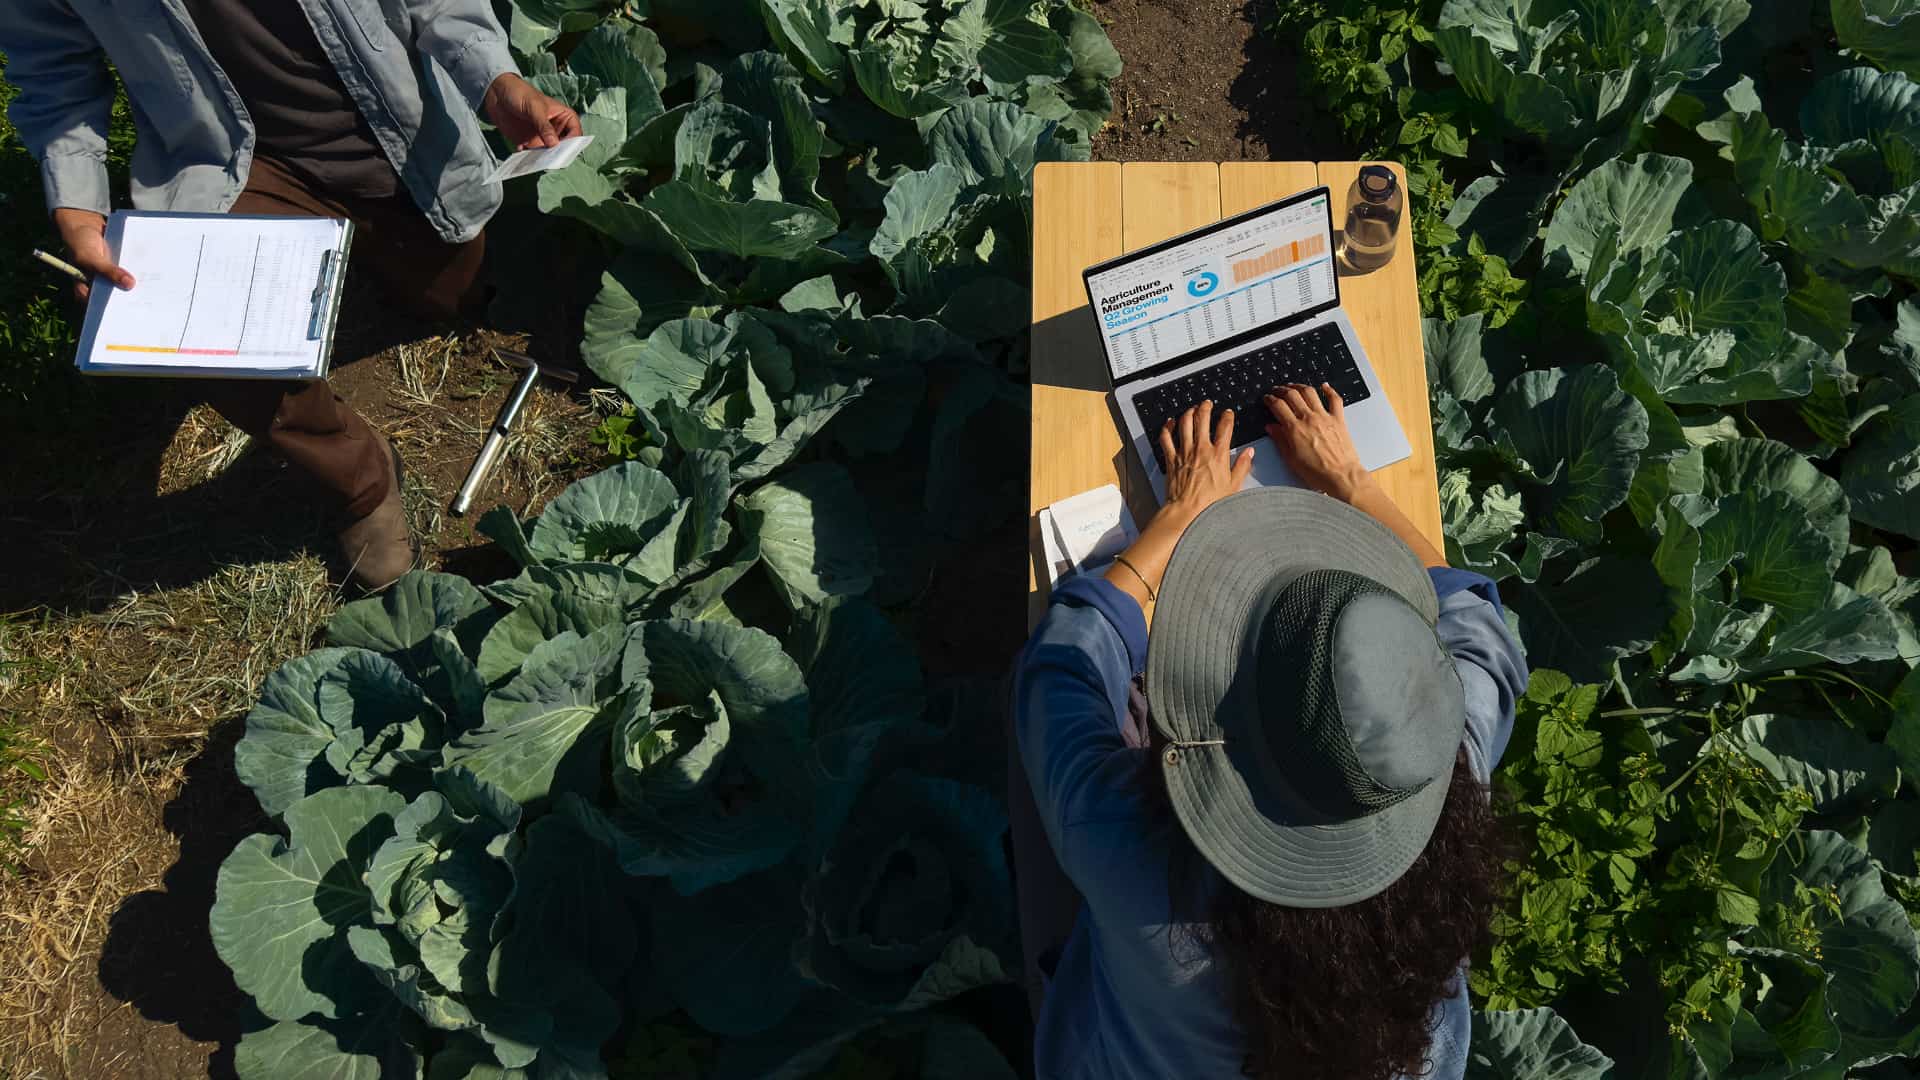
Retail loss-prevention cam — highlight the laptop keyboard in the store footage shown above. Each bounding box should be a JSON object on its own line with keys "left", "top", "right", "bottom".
{"left": 1133, "top": 322, "right": 1371, "bottom": 473}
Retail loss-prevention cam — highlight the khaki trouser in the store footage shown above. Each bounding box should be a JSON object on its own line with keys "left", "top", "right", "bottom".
{"left": 196, "top": 155, "right": 486, "bottom": 519}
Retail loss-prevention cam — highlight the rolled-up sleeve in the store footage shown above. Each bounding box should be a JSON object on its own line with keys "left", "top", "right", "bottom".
{"left": 0, "top": 0, "right": 116, "bottom": 216}
{"left": 1013, "top": 576, "right": 1151, "bottom": 879}
{"left": 403, "top": 0, "right": 518, "bottom": 109}
{"left": 1430, "top": 568, "right": 1527, "bottom": 779}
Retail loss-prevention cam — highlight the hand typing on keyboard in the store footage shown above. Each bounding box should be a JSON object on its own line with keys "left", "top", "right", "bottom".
{"left": 1158, "top": 399, "right": 1257, "bottom": 518}
{"left": 1263, "top": 383, "right": 1370, "bottom": 501}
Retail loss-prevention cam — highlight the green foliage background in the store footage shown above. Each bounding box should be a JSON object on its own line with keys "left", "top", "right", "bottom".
{"left": 0, "top": 61, "right": 136, "bottom": 433}
{"left": 1273, "top": 0, "right": 1920, "bottom": 1074}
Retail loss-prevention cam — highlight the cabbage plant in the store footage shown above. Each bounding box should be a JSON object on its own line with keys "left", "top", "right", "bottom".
{"left": 209, "top": 2, "right": 1115, "bottom": 1073}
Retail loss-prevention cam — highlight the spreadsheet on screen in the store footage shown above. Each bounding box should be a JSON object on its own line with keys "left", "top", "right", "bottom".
{"left": 1088, "top": 195, "right": 1335, "bottom": 379}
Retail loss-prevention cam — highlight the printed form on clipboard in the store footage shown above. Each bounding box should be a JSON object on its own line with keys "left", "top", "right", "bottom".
{"left": 75, "top": 211, "right": 352, "bottom": 380}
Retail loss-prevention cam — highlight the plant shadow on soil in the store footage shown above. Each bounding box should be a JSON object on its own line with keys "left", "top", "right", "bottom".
{"left": 93, "top": 726, "right": 261, "bottom": 1080}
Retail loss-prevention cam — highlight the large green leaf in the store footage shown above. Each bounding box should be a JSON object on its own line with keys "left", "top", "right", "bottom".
{"left": 1506, "top": 555, "right": 1668, "bottom": 682}
{"left": 1650, "top": 219, "right": 1796, "bottom": 402}
{"left": 1831, "top": 0, "right": 1920, "bottom": 79}
{"left": 473, "top": 590, "right": 623, "bottom": 686}
{"left": 444, "top": 627, "right": 625, "bottom": 804}
{"left": 327, "top": 572, "right": 495, "bottom": 667}
{"left": 791, "top": 596, "right": 925, "bottom": 852}
{"left": 235, "top": 648, "right": 444, "bottom": 817}
{"left": 606, "top": 318, "right": 736, "bottom": 413}
{"left": 1491, "top": 365, "right": 1650, "bottom": 542}
{"left": 1696, "top": 487, "right": 1843, "bottom": 617}
{"left": 644, "top": 181, "right": 838, "bottom": 259}
{"left": 1543, "top": 154, "right": 1694, "bottom": 277}
{"left": 739, "top": 463, "right": 878, "bottom": 607}
{"left": 1464, "top": 1007, "right": 1615, "bottom": 1078}
{"left": 582, "top": 251, "right": 723, "bottom": 379}
{"left": 1736, "top": 714, "right": 1900, "bottom": 811}
{"left": 649, "top": 865, "right": 813, "bottom": 1036}
{"left": 1759, "top": 831, "right": 1920, "bottom": 1032}
{"left": 722, "top": 52, "right": 830, "bottom": 210}
{"left": 850, "top": 45, "right": 971, "bottom": 119}
{"left": 935, "top": 0, "right": 1072, "bottom": 86}
{"left": 212, "top": 786, "right": 408, "bottom": 1021}
{"left": 870, "top": 163, "right": 966, "bottom": 270}
{"left": 632, "top": 617, "right": 811, "bottom": 744}
{"left": 925, "top": 98, "right": 1078, "bottom": 190}
{"left": 234, "top": 1012, "right": 421, "bottom": 1080}
{"left": 1431, "top": 27, "right": 1579, "bottom": 139}
{"left": 1723, "top": 945, "right": 1844, "bottom": 1077}
{"left": 1842, "top": 394, "right": 1920, "bottom": 539}
{"left": 1740, "top": 584, "right": 1905, "bottom": 676}
{"left": 1801, "top": 67, "right": 1920, "bottom": 152}
{"left": 1426, "top": 313, "right": 1495, "bottom": 404}
{"left": 483, "top": 816, "right": 637, "bottom": 1072}
{"left": 798, "top": 773, "right": 1013, "bottom": 1008}
{"left": 527, "top": 461, "right": 684, "bottom": 567}
{"left": 566, "top": 22, "right": 666, "bottom": 137}
{"left": 1696, "top": 437, "right": 1852, "bottom": 556}
{"left": 758, "top": 0, "right": 855, "bottom": 91}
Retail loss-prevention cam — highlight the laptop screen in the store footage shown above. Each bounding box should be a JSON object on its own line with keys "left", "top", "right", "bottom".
{"left": 1085, "top": 189, "right": 1337, "bottom": 382}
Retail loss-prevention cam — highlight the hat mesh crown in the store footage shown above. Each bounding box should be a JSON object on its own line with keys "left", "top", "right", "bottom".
{"left": 1258, "top": 569, "right": 1431, "bottom": 816}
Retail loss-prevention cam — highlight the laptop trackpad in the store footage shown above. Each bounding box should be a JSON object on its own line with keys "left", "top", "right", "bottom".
{"left": 1243, "top": 444, "right": 1302, "bottom": 490}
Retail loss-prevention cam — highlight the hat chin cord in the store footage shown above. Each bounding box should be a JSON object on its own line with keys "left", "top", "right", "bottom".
{"left": 1162, "top": 737, "right": 1227, "bottom": 766}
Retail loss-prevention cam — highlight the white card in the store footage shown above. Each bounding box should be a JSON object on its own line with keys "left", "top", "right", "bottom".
{"left": 484, "top": 135, "right": 596, "bottom": 183}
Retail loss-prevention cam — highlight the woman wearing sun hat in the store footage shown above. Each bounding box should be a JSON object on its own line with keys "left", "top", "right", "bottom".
{"left": 1010, "top": 383, "right": 1525, "bottom": 1080}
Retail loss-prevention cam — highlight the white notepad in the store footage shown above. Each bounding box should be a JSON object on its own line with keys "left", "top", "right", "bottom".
{"left": 75, "top": 211, "right": 353, "bottom": 380}
{"left": 1039, "top": 484, "right": 1140, "bottom": 587}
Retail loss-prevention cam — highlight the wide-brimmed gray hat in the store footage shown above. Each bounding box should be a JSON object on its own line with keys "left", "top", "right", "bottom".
{"left": 1148, "top": 487, "right": 1465, "bottom": 908}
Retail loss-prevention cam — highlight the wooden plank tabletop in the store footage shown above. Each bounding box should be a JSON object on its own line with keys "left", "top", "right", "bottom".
{"left": 1028, "top": 161, "right": 1441, "bottom": 628}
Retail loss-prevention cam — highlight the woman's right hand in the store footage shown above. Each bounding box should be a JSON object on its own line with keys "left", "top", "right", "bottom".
{"left": 1263, "top": 382, "right": 1372, "bottom": 502}
{"left": 53, "top": 208, "right": 134, "bottom": 301}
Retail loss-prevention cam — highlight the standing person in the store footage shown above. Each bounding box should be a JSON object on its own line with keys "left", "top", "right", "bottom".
{"left": 1, "top": 0, "right": 580, "bottom": 590}
{"left": 1010, "top": 384, "right": 1526, "bottom": 1079}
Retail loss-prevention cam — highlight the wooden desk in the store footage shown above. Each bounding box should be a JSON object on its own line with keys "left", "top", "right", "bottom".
{"left": 1028, "top": 161, "right": 1441, "bottom": 628}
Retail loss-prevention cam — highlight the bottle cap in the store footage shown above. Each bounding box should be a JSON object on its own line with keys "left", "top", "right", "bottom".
{"left": 1358, "top": 165, "right": 1398, "bottom": 202}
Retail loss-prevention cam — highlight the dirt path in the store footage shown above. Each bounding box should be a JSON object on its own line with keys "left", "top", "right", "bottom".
{"left": 1089, "top": 0, "right": 1348, "bottom": 164}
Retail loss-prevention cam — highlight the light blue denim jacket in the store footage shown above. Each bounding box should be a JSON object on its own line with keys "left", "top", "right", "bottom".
{"left": 1, "top": 0, "right": 516, "bottom": 241}
{"left": 1013, "top": 567, "right": 1527, "bottom": 1080}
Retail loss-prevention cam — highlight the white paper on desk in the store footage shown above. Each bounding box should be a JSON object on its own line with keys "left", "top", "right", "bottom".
{"left": 484, "top": 135, "right": 595, "bottom": 183}
{"left": 1040, "top": 484, "right": 1139, "bottom": 587}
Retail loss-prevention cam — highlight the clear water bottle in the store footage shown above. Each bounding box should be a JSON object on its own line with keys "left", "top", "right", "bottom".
{"left": 1340, "top": 165, "right": 1403, "bottom": 272}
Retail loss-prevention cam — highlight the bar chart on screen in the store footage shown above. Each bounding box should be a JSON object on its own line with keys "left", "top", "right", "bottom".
{"left": 77, "top": 212, "right": 350, "bottom": 378}
{"left": 1230, "top": 233, "right": 1327, "bottom": 283}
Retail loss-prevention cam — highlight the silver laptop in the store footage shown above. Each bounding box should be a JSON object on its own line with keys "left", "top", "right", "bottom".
{"left": 1082, "top": 185, "right": 1411, "bottom": 503}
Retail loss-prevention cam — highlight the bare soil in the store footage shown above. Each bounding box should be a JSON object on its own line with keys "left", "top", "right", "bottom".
{"left": 1089, "top": 0, "right": 1348, "bottom": 164}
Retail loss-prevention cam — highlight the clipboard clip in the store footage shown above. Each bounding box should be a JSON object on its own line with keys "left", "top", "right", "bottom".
{"left": 307, "top": 250, "right": 337, "bottom": 340}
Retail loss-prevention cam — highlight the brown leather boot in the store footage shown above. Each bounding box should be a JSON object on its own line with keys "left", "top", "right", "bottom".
{"left": 337, "top": 438, "right": 418, "bottom": 593}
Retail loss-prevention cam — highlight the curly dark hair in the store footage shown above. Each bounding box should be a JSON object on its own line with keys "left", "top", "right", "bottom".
{"left": 1163, "top": 751, "right": 1511, "bottom": 1080}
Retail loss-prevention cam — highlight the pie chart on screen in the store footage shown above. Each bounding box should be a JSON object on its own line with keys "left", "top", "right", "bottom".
{"left": 1187, "top": 271, "right": 1219, "bottom": 297}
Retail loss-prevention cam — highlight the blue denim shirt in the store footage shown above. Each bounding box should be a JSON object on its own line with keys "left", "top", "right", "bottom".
{"left": 1013, "top": 566, "right": 1527, "bottom": 1080}
{"left": 1, "top": 0, "right": 514, "bottom": 241}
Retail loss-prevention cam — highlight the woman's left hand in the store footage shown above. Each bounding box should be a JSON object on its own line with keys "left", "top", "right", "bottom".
{"left": 1159, "top": 400, "right": 1255, "bottom": 524}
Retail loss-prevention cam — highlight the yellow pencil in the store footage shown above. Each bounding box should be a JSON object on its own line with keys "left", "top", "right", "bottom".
{"left": 31, "top": 248, "right": 86, "bottom": 282}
